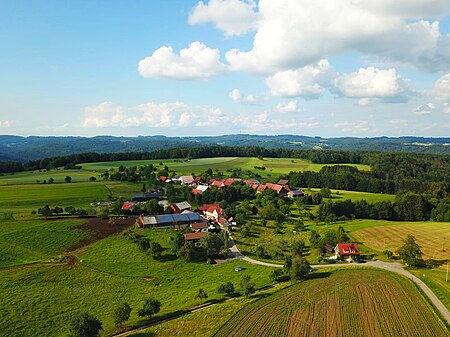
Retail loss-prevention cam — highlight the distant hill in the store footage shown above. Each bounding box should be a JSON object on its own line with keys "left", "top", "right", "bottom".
{"left": 1, "top": 134, "right": 450, "bottom": 162}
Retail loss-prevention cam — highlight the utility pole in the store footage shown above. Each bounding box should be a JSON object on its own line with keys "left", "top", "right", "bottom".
{"left": 446, "top": 263, "right": 449, "bottom": 283}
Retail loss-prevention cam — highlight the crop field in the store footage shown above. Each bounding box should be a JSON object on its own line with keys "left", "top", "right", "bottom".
{"left": 306, "top": 188, "right": 395, "bottom": 203}
{"left": 81, "top": 157, "right": 370, "bottom": 177}
{"left": 351, "top": 221, "right": 450, "bottom": 262}
{"left": 0, "top": 182, "right": 112, "bottom": 216}
{"left": 0, "top": 219, "right": 87, "bottom": 269}
{"left": 214, "top": 269, "right": 448, "bottom": 337}
{"left": 0, "top": 169, "right": 97, "bottom": 185}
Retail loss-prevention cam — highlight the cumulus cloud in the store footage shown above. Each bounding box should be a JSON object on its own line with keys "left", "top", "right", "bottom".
{"left": 229, "top": 89, "right": 259, "bottom": 104}
{"left": 266, "top": 60, "right": 335, "bottom": 98}
{"left": 431, "top": 73, "right": 450, "bottom": 113}
{"left": 333, "top": 67, "right": 410, "bottom": 102}
{"left": 275, "top": 100, "right": 299, "bottom": 113}
{"left": 224, "top": 0, "right": 450, "bottom": 73}
{"left": 189, "top": 0, "right": 259, "bottom": 36}
{"left": 413, "top": 103, "right": 435, "bottom": 115}
{"left": 233, "top": 111, "right": 317, "bottom": 132}
{"left": 0, "top": 120, "right": 13, "bottom": 128}
{"left": 138, "top": 41, "right": 226, "bottom": 80}
{"left": 335, "top": 121, "right": 371, "bottom": 133}
{"left": 83, "top": 101, "right": 225, "bottom": 128}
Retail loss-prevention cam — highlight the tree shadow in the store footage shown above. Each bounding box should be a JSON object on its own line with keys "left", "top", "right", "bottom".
{"left": 425, "top": 258, "right": 449, "bottom": 268}
{"left": 307, "top": 271, "right": 332, "bottom": 280}
{"left": 129, "top": 333, "right": 156, "bottom": 337}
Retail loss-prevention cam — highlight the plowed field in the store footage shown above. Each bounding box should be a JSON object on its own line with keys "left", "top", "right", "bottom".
{"left": 214, "top": 269, "right": 448, "bottom": 337}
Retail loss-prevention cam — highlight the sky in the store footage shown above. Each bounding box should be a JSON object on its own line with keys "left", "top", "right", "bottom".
{"left": 0, "top": 0, "right": 449, "bottom": 138}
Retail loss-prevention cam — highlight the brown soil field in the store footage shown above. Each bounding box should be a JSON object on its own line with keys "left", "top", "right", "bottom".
{"left": 214, "top": 269, "right": 448, "bottom": 337}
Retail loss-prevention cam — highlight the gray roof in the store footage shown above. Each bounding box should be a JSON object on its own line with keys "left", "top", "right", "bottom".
{"left": 175, "top": 201, "right": 192, "bottom": 211}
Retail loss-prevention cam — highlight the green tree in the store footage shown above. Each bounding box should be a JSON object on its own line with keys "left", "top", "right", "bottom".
{"left": 217, "top": 282, "right": 235, "bottom": 296}
{"left": 113, "top": 302, "right": 132, "bottom": 327}
{"left": 65, "top": 176, "right": 72, "bottom": 183}
{"left": 178, "top": 241, "right": 196, "bottom": 262}
{"left": 137, "top": 298, "right": 161, "bottom": 319}
{"left": 38, "top": 205, "right": 52, "bottom": 218}
{"left": 270, "top": 268, "right": 283, "bottom": 282}
{"left": 148, "top": 242, "right": 163, "bottom": 259}
{"left": 48, "top": 177, "right": 54, "bottom": 184}
{"left": 290, "top": 256, "right": 311, "bottom": 281}
{"left": 196, "top": 288, "right": 208, "bottom": 304}
{"left": 240, "top": 275, "right": 255, "bottom": 297}
{"left": 291, "top": 239, "right": 305, "bottom": 256}
{"left": 200, "top": 233, "right": 225, "bottom": 257}
{"left": 397, "top": 235, "right": 424, "bottom": 267}
{"left": 336, "top": 226, "right": 349, "bottom": 243}
{"left": 89, "top": 176, "right": 96, "bottom": 182}
{"left": 143, "top": 199, "right": 163, "bottom": 215}
{"left": 309, "top": 230, "right": 322, "bottom": 248}
{"left": 68, "top": 312, "right": 103, "bottom": 337}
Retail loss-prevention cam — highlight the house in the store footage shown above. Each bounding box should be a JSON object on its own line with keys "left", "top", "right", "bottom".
{"left": 244, "top": 179, "right": 260, "bottom": 187}
{"left": 287, "top": 190, "right": 305, "bottom": 198}
{"left": 224, "top": 178, "right": 241, "bottom": 187}
{"left": 257, "top": 184, "right": 267, "bottom": 192}
{"left": 138, "top": 212, "right": 201, "bottom": 228}
{"left": 159, "top": 176, "right": 167, "bottom": 182}
{"left": 190, "top": 222, "right": 209, "bottom": 232}
{"left": 193, "top": 184, "right": 209, "bottom": 195}
{"left": 277, "top": 179, "right": 289, "bottom": 186}
{"left": 184, "top": 232, "right": 208, "bottom": 248}
{"left": 198, "top": 203, "right": 224, "bottom": 220}
{"left": 211, "top": 179, "right": 225, "bottom": 189}
{"left": 334, "top": 243, "right": 360, "bottom": 261}
{"left": 121, "top": 202, "right": 135, "bottom": 212}
{"left": 265, "top": 183, "right": 288, "bottom": 196}
{"left": 179, "top": 175, "right": 195, "bottom": 186}
{"left": 132, "top": 192, "right": 160, "bottom": 202}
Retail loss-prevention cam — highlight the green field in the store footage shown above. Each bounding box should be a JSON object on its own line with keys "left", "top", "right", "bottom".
{"left": 0, "top": 182, "right": 113, "bottom": 217}
{"left": 214, "top": 268, "right": 448, "bottom": 337}
{"left": 306, "top": 188, "right": 395, "bottom": 203}
{"left": 81, "top": 157, "right": 370, "bottom": 178}
{"left": 0, "top": 169, "right": 97, "bottom": 185}
{"left": 351, "top": 220, "right": 450, "bottom": 262}
{"left": 0, "top": 219, "right": 88, "bottom": 269}
{"left": 409, "top": 268, "right": 450, "bottom": 312}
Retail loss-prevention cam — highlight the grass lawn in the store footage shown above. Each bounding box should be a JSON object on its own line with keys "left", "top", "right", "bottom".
{"left": 214, "top": 268, "right": 448, "bottom": 337}
{"left": 0, "top": 169, "right": 98, "bottom": 185}
{"left": 0, "top": 182, "right": 111, "bottom": 217}
{"left": 409, "top": 268, "right": 450, "bottom": 312}
{"left": 0, "top": 219, "right": 88, "bottom": 269}
{"left": 81, "top": 157, "right": 370, "bottom": 178}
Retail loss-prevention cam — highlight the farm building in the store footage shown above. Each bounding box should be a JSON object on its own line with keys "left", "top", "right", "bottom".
{"left": 265, "top": 183, "right": 289, "bottom": 196}
{"left": 288, "top": 190, "right": 305, "bottom": 198}
{"left": 190, "top": 222, "right": 209, "bottom": 232}
{"left": 184, "top": 232, "right": 208, "bottom": 247}
{"left": 138, "top": 212, "right": 201, "bottom": 228}
{"left": 169, "top": 201, "right": 192, "bottom": 214}
{"left": 193, "top": 184, "right": 209, "bottom": 195}
{"left": 277, "top": 179, "right": 289, "bottom": 185}
{"left": 334, "top": 243, "right": 360, "bottom": 261}
{"left": 198, "top": 204, "right": 224, "bottom": 220}
{"left": 179, "top": 175, "right": 195, "bottom": 185}
{"left": 132, "top": 192, "right": 160, "bottom": 202}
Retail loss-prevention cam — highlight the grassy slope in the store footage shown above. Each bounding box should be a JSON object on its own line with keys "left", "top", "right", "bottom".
{"left": 81, "top": 157, "right": 370, "bottom": 178}
{"left": 214, "top": 268, "right": 448, "bottom": 337}
{"left": 306, "top": 188, "right": 395, "bottom": 203}
{"left": 409, "top": 269, "right": 450, "bottom": 312}
{"left": 0, "top": 219, "right": 88, "bottom": 269}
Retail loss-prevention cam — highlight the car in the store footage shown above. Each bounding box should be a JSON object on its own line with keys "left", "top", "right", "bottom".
{"left": 234, "top": 265, "right": 242, "bottom": 272}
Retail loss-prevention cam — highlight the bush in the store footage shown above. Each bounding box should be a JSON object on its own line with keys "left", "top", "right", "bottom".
{"left": 383, "top": 250, "right": 393, "bottom": 259}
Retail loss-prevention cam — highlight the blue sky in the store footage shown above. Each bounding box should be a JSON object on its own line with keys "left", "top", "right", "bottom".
{"left": 0, "top": 0, "right": 449, "bottom": 137}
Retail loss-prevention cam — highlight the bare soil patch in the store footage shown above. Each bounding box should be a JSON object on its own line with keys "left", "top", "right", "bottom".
{"left": 65, "top": 217, "right": 133, "bottom": 252}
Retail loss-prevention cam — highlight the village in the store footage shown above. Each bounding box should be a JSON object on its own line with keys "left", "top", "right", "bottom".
{"left": 119, "top": 174, "right": 361, "bottom": 262}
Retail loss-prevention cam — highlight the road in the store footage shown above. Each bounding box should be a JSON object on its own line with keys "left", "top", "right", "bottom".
{"left": 230, "top": 238, "right": 450, "bottom": 325}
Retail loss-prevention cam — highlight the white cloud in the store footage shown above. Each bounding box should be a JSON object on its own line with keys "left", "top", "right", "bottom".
{"left": 229, "top": 89, "right": 258, "bottom": 104}
{"left": 389, "top": 119, "right": 409, "bottom": 125}
{"left": 0, "top": 120, "right": 13, "bottom": 128}
{"left": 335, "top": 121, "right": 371, "bottom": 133}
{"left": 138, "top": 41, "right": 226, "bottom": 80}
{"left": 333, "top": 67, "right": 410, "bottom": 101}
{"left": 189, "top": 0, "right": 259, "bottom": 36}
{"left": 432, "top": 73, "right": 450, "bottom": 113}
{"left": 357, "top": 98, "right": 371, "bottom": 106}
{"left": 275, "top": 100, "right": 299, "bottom": 113}
{"left": 233, "top": 111, "right": 317, "bottom": 132}
{"left": 224, "top": 0, "right": 450, "bottom": 73}
{"left": 266, "top": 60, "right": 335, "bottom": 98}
{"left": 83, "top": 101, "right": 225, "bottom": 128}
{"left": 413, "top": 103, "right": 435, "bottom": 115}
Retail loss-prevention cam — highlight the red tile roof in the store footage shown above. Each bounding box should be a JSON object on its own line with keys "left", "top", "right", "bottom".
{"left": 336, "top": 243, "right": 360, "bottom": 255}
{"left": 184, "top": 232, "right": 208, "bottom": 241}
{"left": 266, "top": 183, "right": 284, "bottom": 194}
{"left": 257, "top": 184, "right": 267, "bottom": 191}
{"left": 191, "top": 222, "right": 208, "bottom": 230}
{"left": 159, "top": 176, "right": 167, "bottom": 182}
{"left": 121, "top": 202, "right": 135, "bottom": 210}
{"left": 198, "top": 203, "right": 222, "bottom": 215}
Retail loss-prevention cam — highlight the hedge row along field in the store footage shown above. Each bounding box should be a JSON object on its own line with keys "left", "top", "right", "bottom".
{"left": 214, "top": 269, "right": 448, "bottom": 337}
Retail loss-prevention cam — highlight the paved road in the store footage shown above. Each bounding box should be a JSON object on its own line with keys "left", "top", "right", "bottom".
{"left": 230, "top": 239, "right": 450, "bottom": 325}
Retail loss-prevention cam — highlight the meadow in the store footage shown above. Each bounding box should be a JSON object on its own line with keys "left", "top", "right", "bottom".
{"left": 409, "top": 268, "right": 450, "bottom": 311}
{"left": 306, "top": 188, "right": 395, "bottom": 203}
{"left": 81, "top": 157, "right": 371, "bottom": 178}
{"left": 0, "top": 219, "right": 87, "bottom": 269}
{"left": 214, "top": 268, "right": 448, "bottom": 337}
{"left": 351, "top": 220, "right": 450, "bottom": 262}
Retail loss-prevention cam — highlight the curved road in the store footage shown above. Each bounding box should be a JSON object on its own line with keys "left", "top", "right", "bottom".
{"left": 230, "top": 238, "right": 450, "bottom": 325}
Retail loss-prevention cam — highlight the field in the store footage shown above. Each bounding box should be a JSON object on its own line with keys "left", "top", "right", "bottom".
{"left": 0, "top": 226, "right": 273, "bottom": 337}
{"left": 306, "top": 188, "right": 395, "bottom": 203}
{"left": 0, "top": 219, "right": 88, "bottom": 269}
{"left": 81, "top": 157, "right": 370, "bottom": 178}
{"left": 409, "top": 268, "right": 450, "bottom": 312}
{"left": 351, "top": 221, "right": 450, "bottom": 262}
{"left": 214, "top": 269, "right": 448, "bottom": 337}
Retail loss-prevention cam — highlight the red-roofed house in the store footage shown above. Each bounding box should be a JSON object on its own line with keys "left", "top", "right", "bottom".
{"left": 334, "top": 243, "right": 360, "bottom": 261}
{"left": 198, "top": 203, "right": 223, "bottom": 220}
{"left": 121, "top": 202, "right": 135, "bottom": 212}
{"left": 257, "top": 184, "right": 267, "bottom": 192}
{"left": 159, "top": 176, "right": 167, "bottom": 182}
{"left": 190, "top": 222, "right": 209, "bottom": 232}
{"left": 211, "top": 179, "right": 225, "bottom": 189}
{"left": 265, "top": 183, "right": 288, "bottom": 196}
{"left": 224, "top": 178, "right": 241, "bottom": 186}
{"left": 184, "top": 232, "right": 208, "bottom": 247}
